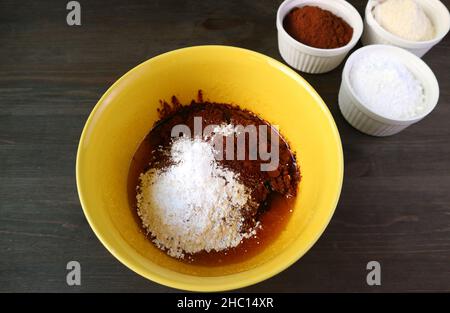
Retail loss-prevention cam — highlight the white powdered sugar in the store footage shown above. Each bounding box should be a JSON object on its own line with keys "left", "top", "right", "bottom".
{"left": 349, "top": 52, "right": 426, "bottom": 120}
{"left": 136, "top": 136, "right": 257, "bottom": 258}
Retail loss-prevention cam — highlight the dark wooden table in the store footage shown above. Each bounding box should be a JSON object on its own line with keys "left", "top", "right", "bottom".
{"left": 1, "top": 0, "right": 449, "bottom": 292}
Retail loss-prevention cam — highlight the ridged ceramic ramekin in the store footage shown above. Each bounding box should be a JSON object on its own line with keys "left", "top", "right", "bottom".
{"left": 339, "top": 45, "right": 439, "bottom": 136}
{"left": 276, "top": 0, "right": 363, "bottom": 74}
{"left": 362, "top": 0, "right": 450, "bottom": 58}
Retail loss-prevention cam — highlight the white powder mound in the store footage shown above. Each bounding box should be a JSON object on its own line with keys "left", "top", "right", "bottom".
{"left": 349, "top": 51, "right": 426, "bottom": 120}
{"left": 136, "top": 136, "right": 256, "bottom": 258}
{"left": 373, "top": 0, "right": 434, "bottom": 41}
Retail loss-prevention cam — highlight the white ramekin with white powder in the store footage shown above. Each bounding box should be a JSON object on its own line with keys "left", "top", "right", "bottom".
{"left": 338, "top": 45, "right": 439, "bottom": 136}
{"left": 362, "top": 0, "right": 450, "bottom": 57}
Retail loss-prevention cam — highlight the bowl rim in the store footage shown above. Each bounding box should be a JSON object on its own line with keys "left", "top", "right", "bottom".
{"left": 76, "top": 45, "right": 344, "bottom": 291}
{"left": 276, "top": 0, "right": 364, "bottom": 56}
{"left": 342, "top": 44, "right": 440, "bottom": 125}
{"left": 365, "top": 0, "right": 450, "bottom": 48}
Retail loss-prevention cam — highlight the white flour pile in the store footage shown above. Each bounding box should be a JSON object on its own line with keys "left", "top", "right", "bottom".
{"left": 136, "top": 136, "right": 257, "bottom": 258}
{"left": 373, "top": 0, "right": 435, "bottom": 42}
{"left": 349, "top": 51, "right": 426, "bottom": 120}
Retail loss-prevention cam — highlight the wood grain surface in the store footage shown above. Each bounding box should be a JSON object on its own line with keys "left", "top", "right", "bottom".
{"left": 0, "top": 0, "right": 449, "bottom": 292}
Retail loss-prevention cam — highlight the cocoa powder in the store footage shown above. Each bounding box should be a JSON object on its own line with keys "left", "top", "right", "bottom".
{"left": 283, "top": 6, "right": 353, "bottom": 49}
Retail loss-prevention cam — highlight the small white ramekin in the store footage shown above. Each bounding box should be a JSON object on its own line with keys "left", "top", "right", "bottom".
{"left": 276, "top": 0, "right": 363, "bottom": 74}
{"left": 362, "top": 0, "right": 450, "bottom": 58}
{"left": 338, "top": 45, "right": 439, "bottom": 136}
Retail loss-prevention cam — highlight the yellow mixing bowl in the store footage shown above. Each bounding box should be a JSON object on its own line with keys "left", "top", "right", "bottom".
{"left": 76, "top": 46, "right": 343, "bottom": 291}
